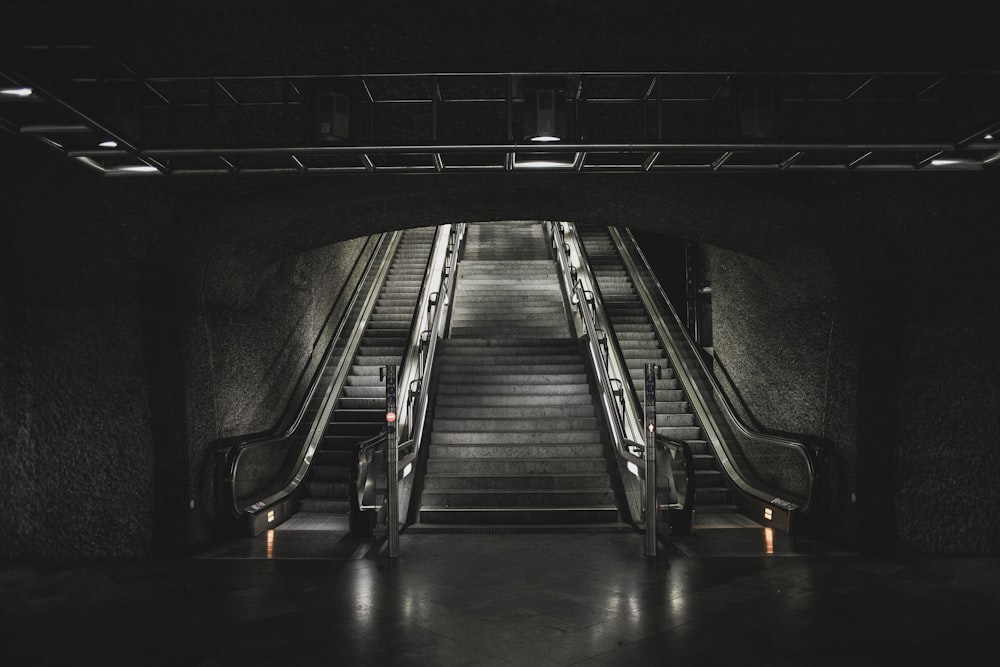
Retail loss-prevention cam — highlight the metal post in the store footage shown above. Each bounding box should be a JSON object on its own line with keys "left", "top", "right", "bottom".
{"left": 384, "top": 365, "right": 399, "bottom": 558}
{"left": 644, "top": 362, "right": 659, "bottom": 557}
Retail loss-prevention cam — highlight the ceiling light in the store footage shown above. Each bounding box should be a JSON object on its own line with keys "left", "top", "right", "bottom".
{"left": 929, "top": 158, "right": 978, "bottom": 168}
{"left": 985, "top": 133, "right": 994, "bottom": 141}
{"left": 523, "top": 85, "right": 567, "bottom": 143}
{"left": 1, "top": 87, "right": 33, "bottom": 97}
{"left": 112, "top": 164, "right": 159, "bottom": 173}
{"left": 98, "top": 140, "right": 118, "bottom": 148}
{"left": 512, "top": 153, "right": 575, "bottom": 169}
{"left": 517, "top": 159, "right": 569, "bottom": 168}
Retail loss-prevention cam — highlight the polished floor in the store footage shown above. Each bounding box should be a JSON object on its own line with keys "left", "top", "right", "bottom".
{"left": 2, "top": 513, "right": 998, "bottom": 666}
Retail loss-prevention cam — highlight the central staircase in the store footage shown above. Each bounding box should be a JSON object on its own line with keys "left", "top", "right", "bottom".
{"left": 417, "top": 221, "right": 620, "bottom": 525}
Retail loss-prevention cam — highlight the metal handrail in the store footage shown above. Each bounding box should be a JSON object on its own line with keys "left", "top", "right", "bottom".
{"left": 351, "top": 222, "right": 466, "bottom": 534}
{"left": 547, "top": 221, "right": 648, "bottom": 524}
{"left": 551, "top": 220, "right": 697, "bottom": 536}
{"left": 612, "top": 226, "right": 819, "bottom": 517}
{"left": 396, "top": 224, "right": 466, "bottom": 490}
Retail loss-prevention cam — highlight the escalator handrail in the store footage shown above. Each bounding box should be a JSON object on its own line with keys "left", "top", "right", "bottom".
{"left": 548, "top": 222, "right": 646, "bottom": 470}
{"left": 611, "top": 226, "right": 819, "bottom": 516}
{"left": 219, "top": 230, "right": 403, "bottom": 518}
{"left": 551, "top": 221, "right": 696, "bottom": 528}
{"left": 397, "top": 223, "right": 466, "bottom": 474}
{"left": 351, "top": 223, "right": 466, "bottom": 524}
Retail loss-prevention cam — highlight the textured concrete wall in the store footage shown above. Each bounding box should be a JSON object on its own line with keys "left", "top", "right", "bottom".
{"left": 707, "top": 174, "right": 1000, "bottom": 555}
{"left": 0, "top": 141, "right": 167, "bottom": 560}
{"left": 0, "top": 137, "right": 375, "bottom": 559}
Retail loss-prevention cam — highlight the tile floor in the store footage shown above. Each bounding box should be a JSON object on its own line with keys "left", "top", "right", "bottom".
{"left": 2, "top": 514, "right": 998, "bottom": 666}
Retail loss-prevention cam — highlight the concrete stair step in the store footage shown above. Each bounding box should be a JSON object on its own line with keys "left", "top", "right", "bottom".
{"left": 436, "top": 363, "right": 585, "bottom": 374}
{"left": 425, "top": 457, "right": 607, "bottom": 474}
{"left": 417, "top": 507, "right": 620, "bottom": 524}
{"left": 450, "top": 326, "right": 569, "bottom": 337}
{"left": 431, "top": 429, "right": 602, "bottom": 444}
{"left": 433, "top": 405, "right": 595, "bottom": 419}
{"left": 434, "top": 393, "right": 594, "bottom": 407}
{"left": 422, "top": 473, "right": 612, "bottom": 490}
{"left": 436, "top": 372, "right": 589, "bottom": 384}
{"left": 431, "top": 417, "right": 599, "bottom": 431}
{"left": 437, "top": 354, "right": 583, "bottom": 366}
{"left": 435, "top": 383, "right": 591, "bottom": 396}
{"left": 428, "top": 442, "right": 604, "bottom": 457}
{"left": 420, "top": 488, "right": 618, "bottom": 507}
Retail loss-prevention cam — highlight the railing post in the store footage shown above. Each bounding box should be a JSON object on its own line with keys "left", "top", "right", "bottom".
{"left": 644, "top": 362, "right": 660, "bottom": 557}
{"left": 383, "top": 365, "right": 400, "bottom": 558}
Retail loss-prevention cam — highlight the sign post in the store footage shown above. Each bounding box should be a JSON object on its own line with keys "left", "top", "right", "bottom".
{"left": 644, "top": 362, "right": 659, "bottom": 557}
{"left": 384, "top": 365, "right": 399, "bottom": 558}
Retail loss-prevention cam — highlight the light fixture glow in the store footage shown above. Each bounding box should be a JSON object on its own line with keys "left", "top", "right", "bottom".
{"left": 267, "top": 510, "right": 275, "bottom": 523}
{"left": 1, "top": 87, "right": 32, "bottom": 97}
{"left": 763, "top": 507, "right": 773, "bottom": 521}
{"left": 520, "top": 160, "right": 568, "bottom": 168}
{"left": 985, "top": 133, "right": 994, "bottom": 141}
{"left": 112, "top": 164, "right": 159, "bottom": 173}
{"left": 929, "top": 158, "right": 977, "bottom": 167}
{"left": 98, "top": 140, "right": 118, "bottom": 148}
{"left": 530, "top": 135, "right": 561, "bottom": 142}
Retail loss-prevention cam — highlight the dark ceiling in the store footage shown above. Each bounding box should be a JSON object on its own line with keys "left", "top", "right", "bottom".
{"left": 2, "top": 1, "right": 999, "bottom": 177}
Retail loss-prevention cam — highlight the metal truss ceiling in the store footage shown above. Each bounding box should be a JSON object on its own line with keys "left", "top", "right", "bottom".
{"left": 3, "top": 59, "right": 1000, "bottom": 177}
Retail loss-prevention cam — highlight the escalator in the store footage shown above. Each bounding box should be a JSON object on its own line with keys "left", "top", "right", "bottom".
{"left": 573, "top": 224, "right": 819, "bottom": 532}
{"left": 218, "top": 225, "right": 441, "bottom": 536}
{"left": 576, "top": 225, "right": 738, "bottom": 521}
{"left": 294, "top": 226, "right": 438, "bottom": 523}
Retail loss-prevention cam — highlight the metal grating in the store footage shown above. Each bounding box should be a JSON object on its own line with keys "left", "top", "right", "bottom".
{"left": 2, "top": 61, "right": 999, "bottom": 176}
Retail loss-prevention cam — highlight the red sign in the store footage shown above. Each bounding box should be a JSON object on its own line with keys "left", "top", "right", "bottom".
{"left": 386, "top": 412, "right": 397, "bottom": 422}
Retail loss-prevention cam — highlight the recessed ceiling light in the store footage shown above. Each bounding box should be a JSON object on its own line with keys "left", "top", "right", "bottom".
{"left": 0, "top": 87, "right": 33, "bottom": 97}
{"left": 113, "top": 164, "right": 159, "bottom": 173}
{"left": 930, "top": 158, "right": 977, "bottom": 167}
{"left": 98, "top": 140, "right": 118, "bottom": 148}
